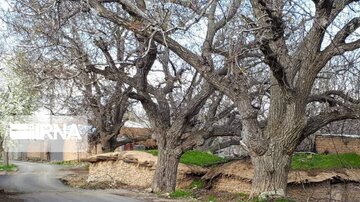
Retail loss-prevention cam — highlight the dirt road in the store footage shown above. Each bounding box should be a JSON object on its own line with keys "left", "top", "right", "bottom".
{"left": 0, "top": 161, "right": 142, "bottom": 202}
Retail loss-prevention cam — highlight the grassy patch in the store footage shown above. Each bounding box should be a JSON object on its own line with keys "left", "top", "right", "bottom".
{"left": 291, "top": 153, "right": 360, "bottom": 170}
{"left": 237, "top": 193, "right": 263, "bottom": 202}
{"left": 146, "top": 150, "right": 227, "bottom": 167}
{"left": 238, "top": 195, "right": 264, "bottom": 202}
{"left": 51, "top": 160, "right": 78, "bottom": 166}
{"left": 237, "top": 192, "right": 249, "bottom": 200}
{"left": 181, "top": 150, "right": 227, "bottom": 167}
{"left": 51, "top": 160, "right": 89, "bottom": 169}
{"left": 147, "top": 151, "right": 360, "bottom": 170}
{"left": 0, "top": 163, "right": 17, "bottom": 171}
{"left": 206, "top": 195, "right": 217, "bottom": 202}
{"left": 237, "top": 193, "right": 295, "bottom": 202}
{"left": 273, "top": 199, "right": 296, "bottom": 202}
{"left": 146, "top": 150, "right": 158, "bottom": 156}
{"left": 189, "top": 179, "right": 204, "bottom": 189}
{"left": 169, "top": 189, "right": 191, "bottom": 199}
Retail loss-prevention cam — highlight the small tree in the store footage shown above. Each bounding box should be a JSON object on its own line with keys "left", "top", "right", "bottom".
{"left": 0, "top": 54, "right": 39, "bottom": 165}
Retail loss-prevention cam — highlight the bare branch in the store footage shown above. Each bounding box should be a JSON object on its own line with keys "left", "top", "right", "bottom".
{"left": 303, "top": 106, "right": 360, "bottom": 138}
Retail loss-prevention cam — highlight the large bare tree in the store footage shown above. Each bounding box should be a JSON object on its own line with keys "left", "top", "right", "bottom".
{"left": 77, "top": 0, "right": 360, "bottom": 197}
{"left": 3, "top": 0, "right": 241, "bottom": 192}
{"left": 89, "top": 35, "right": 239, "bottom": 192}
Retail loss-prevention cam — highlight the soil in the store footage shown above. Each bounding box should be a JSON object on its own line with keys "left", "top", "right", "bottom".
{"left": 61, "top": 159, "right": 360, "bottom": 202}
{"left": 60, "top": 170, "right": 293, "bottom": 202}
{"left": 0, "top": 189, "right": 22, "bottom": 202}
{"left": 60, "top": 171, "right": 190, "bottom": 202}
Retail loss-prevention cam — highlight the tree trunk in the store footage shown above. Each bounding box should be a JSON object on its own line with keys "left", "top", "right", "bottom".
{"left": 3, "top": 151, "right": 9, "bottom": 166}
{"left": 100, "top": 139, "right": 112, "bottom": 153}
{"left": 250, "top": 141, "right": 292, "bottom": 199}
{"left": 151, "top": 134, "right": 181, "bottom": 193}
{"left": 152, "top": 149, "right": 181, "bottom": 192}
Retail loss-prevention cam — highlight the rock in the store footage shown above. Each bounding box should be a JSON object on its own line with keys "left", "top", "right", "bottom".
{"left": 259, "top": 189, "right": 285, "bottom": 200}
{"left": 123, "top": 156, "right": 138, "bottom": 164}
{"left": 138, "top": 160, "right": 155, "bottom": 167}
{"left": 144, "top": 188, "right": 153, "bottom": 193}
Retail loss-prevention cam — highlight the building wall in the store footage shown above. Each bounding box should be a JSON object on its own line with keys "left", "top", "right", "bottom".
{"left": 12, "top": 138, "right": 89, "bottom": 162}
{"left": 62, "top": 152, "right": 88, "bottom": 161}
{"left": 315, "top": 135, "right": 360, "bottom": 155}
{"left": 26, "top": 152, "right": 47, "bottom": 161}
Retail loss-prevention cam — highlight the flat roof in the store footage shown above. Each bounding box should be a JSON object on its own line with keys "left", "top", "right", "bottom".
{"left": 318, "top": 133, "right": 360, "bottom": 138}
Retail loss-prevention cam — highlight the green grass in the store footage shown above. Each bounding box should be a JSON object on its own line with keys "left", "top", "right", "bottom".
{"left": 147, "top": 150, "right": 360, "bottom": 170}
{"left": 169, "top": 189, "right": 191, "bottom": 198}
{"left": 0, "top": 163, "right": 17, "bottom": 171}
{"left": 51, "top": 160, "right": 83, "bottom": 166}
{"left": 273, "top": 199, "right": 296, "bottom": 202}
{"left": 237, "top": 192, "right": 249, "bottom": 201}
{"left": 51, "top": 160, "right": 76, "bottom": 165}
{"left": 237, "top": 193, "right": 263, "bottom": 202}
{"left": 146, "top": 150, "right": 227, "bottom": 167}
{"left": 189, "top": 179, "right": 204, "bottom": 189}
{"left": 237, "top": 193, "right": 295, "bottom": 202}
{"left": 181, "top": 151, "right": 227, "bottom": 167}
{"left": 206, "top": 195, "right": 217, "bottom": 202}
{"left": 291, "top": 153, "right": 360, "bottom": 170}
{"left": 146, "top": 150, "right": 158, "bottom": 156}
{"left": 51, "top": 160, "right": 89, "bottom": 169}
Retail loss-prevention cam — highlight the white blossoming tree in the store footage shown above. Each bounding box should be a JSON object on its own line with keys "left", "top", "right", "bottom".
{"left": 0, "top": 54, "right": 39, "bottom": 165}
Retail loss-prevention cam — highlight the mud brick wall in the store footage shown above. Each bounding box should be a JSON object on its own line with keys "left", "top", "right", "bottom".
{"left": 85, "top": 151, "right": 208, "bottom": 189}
{"left": 315, "top": 135, "right": 360, "bottom": 155}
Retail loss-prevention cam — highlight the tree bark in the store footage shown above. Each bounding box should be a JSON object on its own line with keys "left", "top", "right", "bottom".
{"left": 100, "top": 138, "right": 112, "bottom": 153}
{"left": 151, "top": 133, "right": 182, "bottom": 193}
{"left": 152, "top": 149, "right": 181, "bottom": 192}
{"left": 250, "top": 140, "right": 292, "bottom": 198}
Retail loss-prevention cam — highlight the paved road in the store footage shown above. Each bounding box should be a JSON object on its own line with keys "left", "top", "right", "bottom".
{"left": 0, "top": 161, "right": 142, "bottom": 202}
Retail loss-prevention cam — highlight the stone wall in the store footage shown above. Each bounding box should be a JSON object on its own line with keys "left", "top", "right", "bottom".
{"left": 84, "top": 151, "right": 208, "bottom": 189}
{"left": 315, "top": 135, "right": 360, "bottom": 155}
